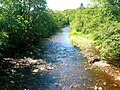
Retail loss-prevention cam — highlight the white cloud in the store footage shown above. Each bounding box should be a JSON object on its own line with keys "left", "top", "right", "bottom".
{"left": 46, "top": 0, "right": 92, "bottom": 11}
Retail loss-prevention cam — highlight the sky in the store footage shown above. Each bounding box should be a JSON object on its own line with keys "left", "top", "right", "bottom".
{"left": 46, "top": 0, "right": 92, "bottom": 11}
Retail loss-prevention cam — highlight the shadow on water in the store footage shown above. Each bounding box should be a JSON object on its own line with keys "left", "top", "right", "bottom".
{"left": 0, "top": 27, "right": 120, "bottom": 90}
{"left": 0, "top": 59, "right": 55, "bottom": 90}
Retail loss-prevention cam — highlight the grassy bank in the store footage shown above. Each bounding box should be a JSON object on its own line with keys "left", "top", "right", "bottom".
{"left": 69, "top": 31, "right": 94, "bottom": 52}
{"left": 69, "top": 30, "right": 120, "bottom": 67}
{"left": 69, "top": 30, "right": 100, "bottom": 61}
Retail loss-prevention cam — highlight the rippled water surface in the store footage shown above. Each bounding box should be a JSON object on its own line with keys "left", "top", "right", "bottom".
{"left": 0, "top": 27, "right": 120, "bottom": 90}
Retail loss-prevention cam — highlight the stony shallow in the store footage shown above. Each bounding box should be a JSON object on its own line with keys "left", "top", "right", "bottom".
{"left": 0, "top": 27, "right": 120, "bottom": 90}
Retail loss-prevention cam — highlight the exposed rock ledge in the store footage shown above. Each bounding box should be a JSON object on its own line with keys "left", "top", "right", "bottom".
{"left": 4, "top": 58, "right": 54, "bottom": 73}
{"left": 92, "top": 60, "right": 120, "bottom": 82}
{"left": 80, "top": 51, "right": 120, "bottom": 83}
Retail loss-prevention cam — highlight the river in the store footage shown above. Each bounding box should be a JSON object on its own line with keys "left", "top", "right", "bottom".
{"left": 0, "top": 27, "right": 120, "bottom": 90}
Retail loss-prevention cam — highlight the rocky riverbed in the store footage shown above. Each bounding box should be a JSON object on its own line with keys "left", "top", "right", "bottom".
{"left": 92, "top": 61, "right": 120, "bottom": 83}
{"left": 81, "top": 50, "right": 120, "bottom": 86}
{"left": 3, "top": 57, "right": 54, "bottom": 73}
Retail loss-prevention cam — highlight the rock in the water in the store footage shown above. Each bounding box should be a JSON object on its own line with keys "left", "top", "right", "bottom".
{"left": 10, "top": 81, "right": 15, "bottom": 84}
{"left": 103, "top": 82, "right": 106, "bottom": 85}
{"left": 32, "top": 69, "right": 39, "bottom": 73}
{"left": 3, "top": 57, "right": 54, "bottom": 73}
{"left": 47, "top": 66, "right": 54, "bottom": 70}
{"left": 89, "top": 58, "right": 100, "bottom": 64}
{"left": 94, "top": 86, "right": 98, "bottom": 90}
{"left": 54, "top": 83, "right": 62, "bottom": 87}
{"left": 26, "top": 58, "right": 38, "bottom": 64}
{"left": 98, "top": 87, "right": 102, "bottom": 90}
{"left": 94, "top": 86, "right": 102, "bottom": 90}
{"left": 39, "top": 67, "right": 46, "bottom": 71}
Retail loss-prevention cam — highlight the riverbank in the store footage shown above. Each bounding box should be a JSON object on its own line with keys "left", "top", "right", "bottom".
{"left": 69, "top": 33, "right": 120, "bottom": 84}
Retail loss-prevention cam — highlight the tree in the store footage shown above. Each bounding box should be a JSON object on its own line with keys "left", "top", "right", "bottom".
{"left": 80, "top": 3, "right": 84, "bottom": 8}
{"left": 0, "top": 0, "right": 63, "bottom": 57}
{"left": 68, "top": 0, "right": 120, "bottom": 65}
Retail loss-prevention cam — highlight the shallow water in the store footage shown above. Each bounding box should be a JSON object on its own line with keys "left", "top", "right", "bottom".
{"left": 0, "top": 27, "right": 120, "bottom": 90}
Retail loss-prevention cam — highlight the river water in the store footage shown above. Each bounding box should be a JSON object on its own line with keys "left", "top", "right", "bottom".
{"left": 0, "top": 27, "right": 120, "bottom": 90}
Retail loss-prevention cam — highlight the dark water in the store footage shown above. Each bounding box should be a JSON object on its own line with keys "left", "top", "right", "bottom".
{"left": 0, "top": 27, "right": 120, "bottom": 90}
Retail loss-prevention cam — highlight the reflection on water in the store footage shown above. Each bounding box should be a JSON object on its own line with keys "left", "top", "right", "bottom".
{"left": 0, "top": 27, "right": 120, "bottom": 90}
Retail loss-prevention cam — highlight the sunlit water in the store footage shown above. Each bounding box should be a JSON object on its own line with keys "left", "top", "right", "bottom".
{"left": 0, "top": 27, "right": 120, "bottom": 90}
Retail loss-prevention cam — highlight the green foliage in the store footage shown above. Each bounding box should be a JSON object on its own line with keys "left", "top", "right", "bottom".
{"left": 96, "top": 21, "right": 120, "bottom": 60}
{"left": 0, "top": 0, "right": 66, "bottom": 57}
{"left": 68, "top": 0, "right": 120, "bottom": 63}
